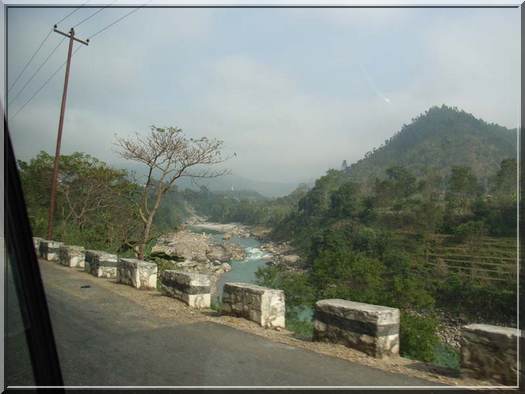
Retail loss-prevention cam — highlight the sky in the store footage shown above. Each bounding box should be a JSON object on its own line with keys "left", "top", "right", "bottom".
{"left": 7, "top": 3, "right": 521, "bottom": 186}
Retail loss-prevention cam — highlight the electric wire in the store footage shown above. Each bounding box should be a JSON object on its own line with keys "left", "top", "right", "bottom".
{"left": 8, "top": 28, "right": 53, "bottom": 93}
{"left": 8, "top": 1, "right": 91, "bottom": 94}
{"left": 8, "top": 45, "right": 84, "bottom": 122}
{"left": 9, "top": 36, "right": 67, "bottom": 107}
{"left": 88, "top": 1, "right": 151, "bottom": 40}
{"left": 8, "top": 2, "right": 150, "bottom": 121}
{"left": 55, "top": 0, "right": 91, "bottom": 26}
{"left": 73, "top": 1, "right": 118, "bottom": 29}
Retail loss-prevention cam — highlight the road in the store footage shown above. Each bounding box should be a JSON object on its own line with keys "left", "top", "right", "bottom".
{"left": 40, "top": 260, "right": 441, "bottom": 387}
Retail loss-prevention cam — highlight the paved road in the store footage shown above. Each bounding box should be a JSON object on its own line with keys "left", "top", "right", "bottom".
{"left": 40, "top": 260, "right": 440, "bottom": 387}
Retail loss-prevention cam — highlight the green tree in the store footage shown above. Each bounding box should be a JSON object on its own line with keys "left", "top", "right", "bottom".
{"left": 18, "top": 151, "right": 141, "bottom": 251}
{"left": 330, "top": 182, "right": 361, "bottom": 218}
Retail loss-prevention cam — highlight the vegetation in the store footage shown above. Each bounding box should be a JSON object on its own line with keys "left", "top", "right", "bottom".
{"left": 19, "top": 151, "right": 142, "bottom": 253}
{"left": 344, "top": 105, "right": 516, "bottom": 185}
{"left": 198, "top": 106, "right": 517, "bottom": 367}
{"left": 114, "top": 126, "right": 228, "bottom": 258}
{"left": 399, "top": 313, "right": 439, "bottom": 363}
{"left": 19, "top": 106, "right": 518, "bottom": 368}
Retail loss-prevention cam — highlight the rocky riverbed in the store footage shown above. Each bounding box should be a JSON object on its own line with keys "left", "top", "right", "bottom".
{"left": 150, "top": 217, "right": 305, "bottom": 297}
{"left": 186, "top": 216, "right": 304, "bottom": 270}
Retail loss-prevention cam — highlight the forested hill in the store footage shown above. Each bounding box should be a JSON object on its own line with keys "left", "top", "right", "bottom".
{"left": 345, "top": 105, "right": 517, "bottom": 184}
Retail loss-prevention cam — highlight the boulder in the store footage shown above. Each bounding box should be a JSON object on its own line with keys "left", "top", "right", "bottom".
{"left": 282, "top": 255, "right": 300, "bottom": 264}
{"left": 117, "top": 258, "right": 157, "bottom": 289}
{"left": 59, "top": 245, "right": 85, "bottom": 268}
{"left": 222, "top": 282, "right": 285, "bottom": 329}
{"left": 313, "top": 299, "right": 400, "bottom": 358}
{"left": 206, "top": 244, "right": 230, "bottom": 262}
{"left": 223, "top": 242, "right": 246, "bottom": 260}
{"left": 152, "top": 231, "right": 210, "bottom": 262}
{"left": 461, "top": 324, "right": 520, "bottom": 385}
{"left": 160, "top": 270, "right": 211, "bottom": 308}
{"left": 85, "top": 250, "right": 118, "bottom": 278}
{"left": 39, "top": 240, "right": 64, "bottom": 261}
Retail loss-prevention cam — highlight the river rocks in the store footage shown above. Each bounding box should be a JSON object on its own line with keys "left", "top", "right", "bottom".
{"left": 160, "top": 270, "right": 211, "bottom": 308}
{"left": 461, "top": 324, "right": 520, "bottom": 385}
{"left": 85, "top": 250, "right": 118, "bottom": 278}
{"left": 223, "top": 242, "right": 245, "bottom": 261}
{"left": 59, "top": 245, "right": 85, "bottom": 268}
{"left": 117, "top": 258, "right": 158, "bottom": 289}
{"left": 152, "top": 230, "right": 246, "bottom": 265}
{"left": 221, "top": 263, "right": 232, "bottom": 272}
{"left": 152, "top": 231, "right": 210, "bottom": 262}
{"left": 260, "top": 241, "right": 300, "bottom": 268}
{"left": 222, "top": 282, "right": 286, "bottom": 329}
{"left": 207, "top": 244, "right": 231, "bottom": 262}
{"left": 313, "top": 299, "right": 400, "bottom": 359}
{"left": 282, "top": 255, "right": 301, "bottom": 264}
{"left": 39, "top": 240, "right": 64, "bottom": 261}
{"left": 250, "top": 226, "right": 272, "bottom": 240}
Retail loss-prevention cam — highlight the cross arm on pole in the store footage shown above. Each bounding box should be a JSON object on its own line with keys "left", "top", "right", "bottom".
{"left": 53, "top": 26, "right": 89, "bottom": 46}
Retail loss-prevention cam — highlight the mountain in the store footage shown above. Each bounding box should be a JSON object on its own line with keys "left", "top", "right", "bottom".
{"left": 175, "top": 173, "right": 303, "bottom": 198}
{"left": 344, "top": 105, "right": 517, "bottom": 184}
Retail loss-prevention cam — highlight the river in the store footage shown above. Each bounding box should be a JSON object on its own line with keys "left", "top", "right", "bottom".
{"left": 188, "top": 225, "right": 270, "bottom": 300}
{"left": 188, "top": 224, "right": 314, "bottom": 321}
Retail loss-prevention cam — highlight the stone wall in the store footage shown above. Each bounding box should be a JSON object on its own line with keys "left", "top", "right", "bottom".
{"left": 461, "top": 324, "right": 520, "bottom": 385}
{"left": 33, "top": 237, "right": 44, "bottom": 254}
{"left": 221, "top": 283, "right": 285, "bottom": 329}
{"left": 117, "top": 258, "right": 157, "bottom": 289}
{"left": 313, "top": 299, "right": 399, "bottom": 358}
{"left": 39, "top": 240, "right": 64, "bottom": 262}
{"left": 85, "top": 250, "right": 118, "bottom": 278}
{"left": 160, "top": 270, "right": 211, "bottom": 308}
{"left": 59, "top": 245, "right": 85, "bottom": 268}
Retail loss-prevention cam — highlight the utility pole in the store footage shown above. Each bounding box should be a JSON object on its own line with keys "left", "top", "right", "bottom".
{"left": 46, "top": 26, "right": 89, "bottom": 240}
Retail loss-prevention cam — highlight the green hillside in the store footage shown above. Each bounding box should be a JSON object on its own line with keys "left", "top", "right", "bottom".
{"left": 345, "top": 105, "right": 517, "bottom": 184}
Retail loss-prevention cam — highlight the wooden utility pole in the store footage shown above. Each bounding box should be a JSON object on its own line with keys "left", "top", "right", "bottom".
{"left": 46, "top": 26, "right": 89, "bottom": 240}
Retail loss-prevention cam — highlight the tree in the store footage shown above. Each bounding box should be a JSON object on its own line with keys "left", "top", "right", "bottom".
{"left": 114, "top": 126, "right": 228, "bottom": 258}
{"left": 492, "top": 158, "right": 517, "bottom": 200}
{"left": 330, "top": 182, "right": 360, "bottom": 218}
{"left": 445, "top": 166, "right": 480, "bottom": 216}
{"left": 18, "top": 151, "right": 140, "bottom": 251}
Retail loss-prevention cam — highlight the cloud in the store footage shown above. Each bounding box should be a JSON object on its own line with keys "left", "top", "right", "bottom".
{"left": 8, "top": 6, "right": 520, "bottom": 186}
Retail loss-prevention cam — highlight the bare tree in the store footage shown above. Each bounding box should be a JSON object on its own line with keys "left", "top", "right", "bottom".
{"left": 114, "top": 126, "right": 229, "bottom": 259}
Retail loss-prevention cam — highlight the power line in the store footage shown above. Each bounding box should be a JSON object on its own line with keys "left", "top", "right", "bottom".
{"left": 73, "top": 1, "right": 118, "bottom": 29}
{"left": 9, "top": 36, "right": 67, "bottom": 107}
{"left": 9, "top": 2, "right": 151, "bottom": 121}
{"left": 55, "top": 0, "right": 91, "bottom": 26}
{"left": 8, "top": 45, "right": 84, "bottom": 122}
{"left": 8, "top": 2, "right": 91, "bottom": 94}
{"left": 8, "top": 28, "right": 53, "bottom": 93}
{"left": 88, "top": 1, "right": 151, "bottom": 40}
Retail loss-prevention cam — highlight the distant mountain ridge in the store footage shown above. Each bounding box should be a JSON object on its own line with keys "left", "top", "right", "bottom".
{"left": 176, "top": 173, "right": 304, "bottom": 198}
{"left": 344, "top": 105, "right": 517, "bottom": 183}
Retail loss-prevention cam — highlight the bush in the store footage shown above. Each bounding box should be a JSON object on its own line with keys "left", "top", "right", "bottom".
{"left": 210, "top": 299, "right": 223, "bottom": 312}
{"left": 286, "top": 318, "right": 314, "bottom": 340}
{"left": 400, "top": 313, "right": 439, "bottom": 362}
{"left": 432, "top": 342, "right": 460, "bottom": 370}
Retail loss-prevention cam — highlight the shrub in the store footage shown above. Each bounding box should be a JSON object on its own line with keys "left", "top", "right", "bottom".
{"left": 432, "top": 342, "right": 460, "bottom": 370}
{"left": 286, "top": 317, "right": 314, "bottom": 340}
{"left": 400, "top": 313, "right": 439, "bottom": 362}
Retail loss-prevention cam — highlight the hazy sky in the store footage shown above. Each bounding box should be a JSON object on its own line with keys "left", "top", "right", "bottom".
{"left": 7, "top": 4, "right": 520, "bottom": 184}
